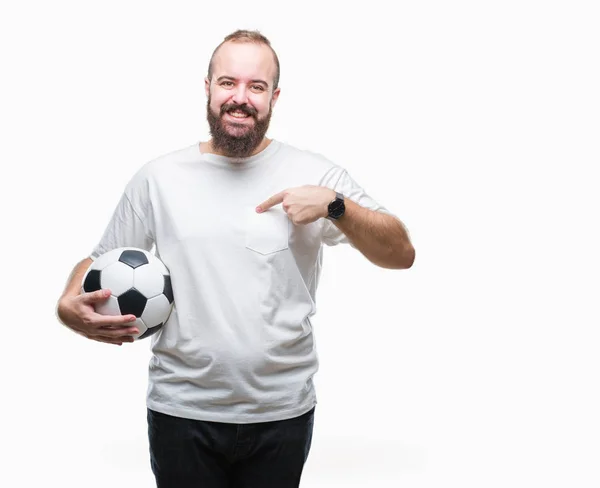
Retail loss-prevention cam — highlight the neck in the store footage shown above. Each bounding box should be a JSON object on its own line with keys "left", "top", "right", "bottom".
{"left": 200, "top": 138, "right": 272, "bottom": 157}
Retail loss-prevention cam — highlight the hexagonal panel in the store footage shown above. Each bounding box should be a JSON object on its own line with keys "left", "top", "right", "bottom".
{"left": 119, "top": 249, "right": 149, "bottom": 269}
{"left": 100, "top": 261, "right": 135, "bottom": 296}
{"left": 118, "top": 289, "right": 147, "bottom": 317}
{"left": 133, "top": 264, "right": 165, "bottom": 299}
{"left": 90, "top": 248, "right": 127, "bottom": 271}
{"left": 141, "top": 295, "right": 173, "bottom": 327}
{"left": 95, "top": 294, "right": 120, "bottom": 316}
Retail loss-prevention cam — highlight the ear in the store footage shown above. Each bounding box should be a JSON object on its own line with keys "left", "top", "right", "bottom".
{"left": 270, "top": 87, "right": 281, "bottom": 108}
{"left": 205, "top": 77, "right": 210, "bottom": 98}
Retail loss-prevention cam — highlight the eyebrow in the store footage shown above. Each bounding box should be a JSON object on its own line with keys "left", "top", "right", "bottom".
{"left": 216, "top": 76, "right": 269, "bottom": 88}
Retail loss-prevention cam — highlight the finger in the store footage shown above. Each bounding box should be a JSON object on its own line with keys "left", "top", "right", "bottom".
{"left": 91, "top": 328, "right": 138, "bottom": 340}
{"left": 92, "top": 312, "right": 137, "bottom": 327}
{"left": 256, "top": 191, "right": 285, "bottom": 213}
{"left": 82, "top": 289, "right": 112, "bottom": 303}
{"left": 97, "top": 326, "right": 140, "bottom": 338}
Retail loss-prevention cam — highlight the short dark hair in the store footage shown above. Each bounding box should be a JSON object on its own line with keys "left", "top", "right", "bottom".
{"left": 207, "top": 30, "right": 280, "bottom": 91}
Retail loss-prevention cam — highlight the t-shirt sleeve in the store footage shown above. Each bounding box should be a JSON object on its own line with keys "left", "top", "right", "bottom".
{"left": 90, "top": 169, "right": 154, "bottom": 260}
{"left": 318, "top": 166, "right": 398, "bottom": 247}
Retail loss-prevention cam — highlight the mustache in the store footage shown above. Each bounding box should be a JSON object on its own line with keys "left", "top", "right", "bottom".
{"left": 220, "top": 103, "right": 258, "bottom": 118}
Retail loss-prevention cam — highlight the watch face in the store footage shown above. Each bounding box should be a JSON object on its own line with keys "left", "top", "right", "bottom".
{"left": 329, "top": 199, "right": 345, "bottom": 218}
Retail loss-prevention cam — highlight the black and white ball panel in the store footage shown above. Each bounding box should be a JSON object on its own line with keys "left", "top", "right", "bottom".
{"left": 163, "top": 276, "right": 174, "bottom": 303}
{"left": 119, "top": 249, "right": 149, "bottom": 268}
{"left": 133, "top": 263, "right": 167, "bottom": 298}
{"left": 142, "top": 295, "right": 172, "bottom": 327}
{"left": 82, "top": 248, "right": 174, "bottom": 340}
{"left": 95, "top": 294, "right": 120, "bottom": 317}
{"left": 118, "top": 288, "right": 147, "bottom": 316}
{"left": 100, "top": 261, "right": 135, "bottom": 296}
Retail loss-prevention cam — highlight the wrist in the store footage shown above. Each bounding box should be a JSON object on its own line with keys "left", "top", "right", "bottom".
{"left": 326, "top": 191, "right": 345, "bottom": 221}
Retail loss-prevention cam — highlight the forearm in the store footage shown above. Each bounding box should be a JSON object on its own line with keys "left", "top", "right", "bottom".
{"left": 56, "top": 257, "right": 92, "bottom": 325}
{"left": 60, "top": 258, "right": 92, "bottom": 299}
{"left": 332, "top": 198, "right": 415, "bottom": 269}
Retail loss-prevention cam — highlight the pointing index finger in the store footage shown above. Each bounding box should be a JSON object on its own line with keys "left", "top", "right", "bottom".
{"left": 256, "top": 191, "right": 285, "bottom": 213}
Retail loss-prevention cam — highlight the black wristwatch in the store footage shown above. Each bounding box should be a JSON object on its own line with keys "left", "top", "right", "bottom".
{"left": 326, "top": 191, "right": 345, "bottom": 220}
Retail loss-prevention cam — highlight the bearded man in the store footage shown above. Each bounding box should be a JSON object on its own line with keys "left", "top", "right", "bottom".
{"left": 56, "top": 29, "right": 415, "bottom": 488}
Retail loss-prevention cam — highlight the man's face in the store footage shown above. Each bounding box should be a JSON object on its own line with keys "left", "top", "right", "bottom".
{"left": 206, "top": 42, "right": 280, "bottom": 158}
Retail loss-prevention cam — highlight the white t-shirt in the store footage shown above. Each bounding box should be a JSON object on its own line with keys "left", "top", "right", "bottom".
{"left": 91, "top": 139, "right": 394, "bottom": 423}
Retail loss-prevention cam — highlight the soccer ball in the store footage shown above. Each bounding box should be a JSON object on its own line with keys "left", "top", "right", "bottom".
{"left": 81, "top": 247, "right": 174, "bottom": 340}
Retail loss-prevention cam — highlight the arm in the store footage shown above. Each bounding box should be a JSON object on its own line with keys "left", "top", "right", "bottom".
{"left": 57, "top": 168, "right": 153, "bottom": 344}
{"left": 58, "top": 257, "right": 93, "bottom": 304}
{"left": 256, "top": 186, "right": 415, "bottom": 270}
{"left": 332, "top": 197, "right": 415, "bottom": 270}
{"left": 56, "top": 257, "right": 139, "bottom": 345}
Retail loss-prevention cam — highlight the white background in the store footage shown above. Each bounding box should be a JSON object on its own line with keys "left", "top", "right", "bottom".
{"left": 1, "top": 0, "right": 598, "bottom": 486}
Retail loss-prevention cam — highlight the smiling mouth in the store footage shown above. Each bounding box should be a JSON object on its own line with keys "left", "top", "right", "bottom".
{"left": 227, "top": 110, "right": 251, "bottom": 119}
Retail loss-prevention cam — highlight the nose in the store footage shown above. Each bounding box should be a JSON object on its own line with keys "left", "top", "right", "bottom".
{"left": 231, "top": 84, "right": 249, "bottom": 105}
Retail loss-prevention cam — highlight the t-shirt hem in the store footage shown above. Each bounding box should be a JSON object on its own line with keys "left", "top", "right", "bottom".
{"left": 145, "top": 397, "right": 318, "bottom": 424}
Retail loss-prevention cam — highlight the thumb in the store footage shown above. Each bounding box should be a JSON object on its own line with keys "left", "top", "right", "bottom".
{"left": 83, "top": 289, "right": 112, "bottom": 303}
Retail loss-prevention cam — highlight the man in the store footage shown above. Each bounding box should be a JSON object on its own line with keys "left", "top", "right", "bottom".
{"left": 56, "top": 30, "right": 415, "bottom": 488}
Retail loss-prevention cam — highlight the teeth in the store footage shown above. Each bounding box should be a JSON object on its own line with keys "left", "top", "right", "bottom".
{"left": 229, "top": 111, "right": 248, "bottom": 118}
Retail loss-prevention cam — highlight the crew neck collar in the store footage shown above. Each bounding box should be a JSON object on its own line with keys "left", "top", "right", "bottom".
{"left": 198, "top": 139, "right": 280, "bottom": 168}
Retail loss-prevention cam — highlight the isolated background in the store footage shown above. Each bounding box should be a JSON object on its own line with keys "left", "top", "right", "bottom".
{"left": 1, "top": 1, "right": 598, "bottom": 486}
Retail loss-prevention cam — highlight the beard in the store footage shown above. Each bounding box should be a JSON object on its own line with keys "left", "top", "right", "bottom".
{"left": 206, "top": 96, "right": 273, "bottom": 158}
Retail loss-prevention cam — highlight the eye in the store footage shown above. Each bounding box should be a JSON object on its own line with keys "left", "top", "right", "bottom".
{"left": 251, "top": 85, "right": 265, "bottom": 92}
{"left": 220, "top": 81, "right": 234, "bottom": 88}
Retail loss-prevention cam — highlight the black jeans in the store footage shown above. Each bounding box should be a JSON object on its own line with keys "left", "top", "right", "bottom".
{"left": 147, "top": 406, "right": 315, "bottom": 488}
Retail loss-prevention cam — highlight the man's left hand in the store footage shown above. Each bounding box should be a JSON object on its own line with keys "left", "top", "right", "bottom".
{"left": 256, "top": 186, "right": 336, "bottom": 225}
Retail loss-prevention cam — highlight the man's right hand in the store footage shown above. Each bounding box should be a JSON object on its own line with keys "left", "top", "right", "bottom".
{"left": 57, "top": 289, "right": 139, "bottom": 346}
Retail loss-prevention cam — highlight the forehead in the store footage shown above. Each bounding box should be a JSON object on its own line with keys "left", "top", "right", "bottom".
{"left": 212, "top": 42, "right": 276, "bottom": 83}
